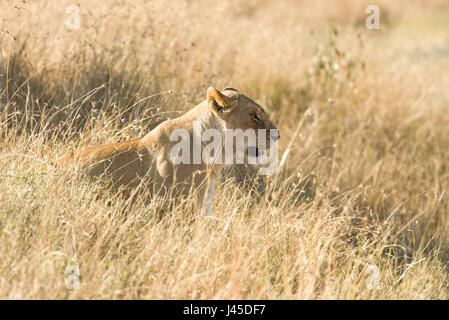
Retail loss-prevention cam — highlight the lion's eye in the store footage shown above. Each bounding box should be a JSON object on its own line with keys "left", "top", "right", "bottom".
{"left": 253, "top": 114, "right": 261, "bottom": 122}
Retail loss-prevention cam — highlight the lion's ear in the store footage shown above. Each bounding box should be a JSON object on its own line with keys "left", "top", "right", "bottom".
{"left": 207, "top": 87, "right": 237, "bottom": 118}
{"left": 223, "top": 87, "right": 239, "bottom": 93}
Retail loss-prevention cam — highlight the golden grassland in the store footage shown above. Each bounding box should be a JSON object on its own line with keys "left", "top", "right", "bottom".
{"left": 1, "top": 0, "right": 449, "bottom": 299}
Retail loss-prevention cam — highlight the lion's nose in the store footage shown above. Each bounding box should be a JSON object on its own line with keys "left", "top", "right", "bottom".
{"left": 270, "top": 130, "right": 280, "bottom": 141}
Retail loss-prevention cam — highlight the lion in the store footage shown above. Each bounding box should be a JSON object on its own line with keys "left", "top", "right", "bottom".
{"left": 56, "top": 87, "right": 279, "bottom": 215}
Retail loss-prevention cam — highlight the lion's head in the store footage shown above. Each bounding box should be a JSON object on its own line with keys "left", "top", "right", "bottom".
{"left": 206, "top": 87, "right": 280, "bottom": 163}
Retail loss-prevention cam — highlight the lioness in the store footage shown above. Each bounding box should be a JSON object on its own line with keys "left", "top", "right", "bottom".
{"left": 56, "top": 87, "right": 279, "bottom": 215}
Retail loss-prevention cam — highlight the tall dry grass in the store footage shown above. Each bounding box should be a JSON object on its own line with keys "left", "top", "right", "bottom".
{"left": 1, "top": 0, "right": 449, "bottom": 299}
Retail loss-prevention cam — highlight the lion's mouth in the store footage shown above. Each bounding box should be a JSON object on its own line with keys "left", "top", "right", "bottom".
{"left": 248, "top": 146, "right": 264, "bottom": 158}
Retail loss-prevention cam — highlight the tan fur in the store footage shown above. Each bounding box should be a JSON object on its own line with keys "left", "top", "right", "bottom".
{"left": 56, "top": 87, "right": 279, "bottom": 213}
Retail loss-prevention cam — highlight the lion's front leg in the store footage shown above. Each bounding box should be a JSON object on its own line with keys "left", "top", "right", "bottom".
{"left": 193, "top": 177, "right": 216, "bottom": 216}
{"left": 204, "top": 178, "right": 216, "bottom": 216}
